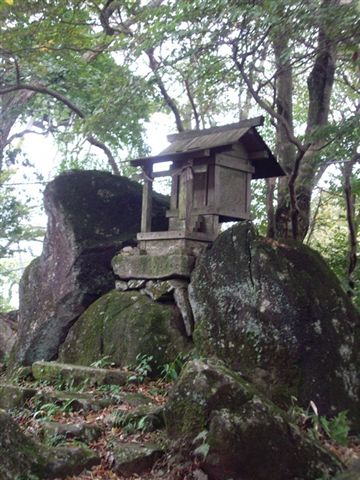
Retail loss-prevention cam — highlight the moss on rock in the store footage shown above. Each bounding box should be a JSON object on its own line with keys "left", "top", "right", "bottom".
{"left": 0, "top": 384, "right": 37, "bottom": 410}
{"left": 112, "top": 253, "right": 195, "bottom": 280}
{"left": 59, "top": 290, "right": 190, "bottom": 374}
{"left": 164, "top": 358, "right": 342, "bottom": 480}
{"left": 205, "top": 406, "right": 341, "bottom": 480}
{"left": 32, "top": 361, "right": 129, "bottom": 386}
{"left": 0, "top": 410, "right": 99, "bottom": 479}
{"left": 189, "top": 222, "right": 360, "bottom": 428}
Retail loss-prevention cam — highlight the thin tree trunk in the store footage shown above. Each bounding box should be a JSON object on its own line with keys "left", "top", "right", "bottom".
{"left": 272, "top": 37, "right": 296, "bottom": 238}
{"left": 266, "top": 177, "right": 276, "bottom": 238}
{"left": 342, "top": 152, "right": 359, "bottom": 296}
{"left": 147, "top": 49, "right": 185, "bottom": 133}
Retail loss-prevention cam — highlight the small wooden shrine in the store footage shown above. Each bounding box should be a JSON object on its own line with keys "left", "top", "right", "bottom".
{"left": 131, "top": 116, "right": 284, "bottom": 255}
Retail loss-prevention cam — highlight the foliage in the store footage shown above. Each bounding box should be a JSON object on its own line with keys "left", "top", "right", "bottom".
{"left": 161, "top": 352, "right": 191, "bottom": 382}
{"left": 0, "top": 170, "right": 35, "bottom": 257}
{"left": 90, "top": 356, "right": 115, "bottom": 369}
{"left": 0, "top": 169, "right": 43, "bottom": 311}
{"left": 111, "top": 410, "right": 156, "bottom": 435}
{"left": 192, "top": 429, "right": 210, "bottom": 461}
{"left": 32, "top": 398, "right": 76, "bottom": 420}
{"left": 0, "top": 0, "right": 155, "bottom": 172}
{"left": 288, "top": 397, "right": 351, "bottom": 447}
{"left": 127, "top": 353, "right": 154, "bottom": 383}
{"left": 96, "top": 384, "right": 123, "bottom": 403}
{"left": 308, "top": 172, "right": 360, "bottom": 309}
{"left": 319, "top": 411, "right": 350, "bottom": 447}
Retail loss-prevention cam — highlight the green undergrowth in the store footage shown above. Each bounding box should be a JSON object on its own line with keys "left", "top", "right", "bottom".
{"left": 288, "top": 397, "right": 351, "bottom": 446}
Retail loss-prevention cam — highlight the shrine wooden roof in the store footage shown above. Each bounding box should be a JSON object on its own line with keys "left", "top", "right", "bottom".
{"left": 131, "top": 116, "right": 285, "bottom": 179}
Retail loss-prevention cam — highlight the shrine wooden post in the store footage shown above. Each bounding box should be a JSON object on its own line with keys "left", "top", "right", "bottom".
{"left": 140, "top": 164, "right": 153, "bottom": 233}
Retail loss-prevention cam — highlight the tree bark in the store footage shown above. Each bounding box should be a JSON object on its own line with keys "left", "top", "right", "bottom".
{"left": 342, "top": 151, "right": 359, "bottom": 296}
{"left": 266, "top": 177, "right": 276, "bottom": 238}
{"left": 274, "top": 0, "right": 337, "bottom": 240}
{"left": 272, "top": 37, "right": 296, "bottom": 238}
{"left": 0, "top": 90, "right": 35, "bottom": 172}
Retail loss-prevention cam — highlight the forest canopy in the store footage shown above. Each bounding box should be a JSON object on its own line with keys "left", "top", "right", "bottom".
{"left": 0, "top": 0, "right": 359, "bottom": 306}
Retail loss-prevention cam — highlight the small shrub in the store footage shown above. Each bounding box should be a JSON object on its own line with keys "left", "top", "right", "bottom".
{"left": 128, "top": 353, "right": 153, "bottom": 383}
{"left": 90, "top": 356, "right": 115, "bottom": 369}
{"left": 320, "top": 411, "right": 350, "bottom": 446}
{"left": 112, "top": 411, "right": 149, "bottom": 434}
{"left": 287, "top": 398, "right": 350, "bottom": 446}
{"left": 33, "top": 398, "right": 76, "bottom": 419}
{"left": 161, "top": 353, "right": 190, "bottom": 382}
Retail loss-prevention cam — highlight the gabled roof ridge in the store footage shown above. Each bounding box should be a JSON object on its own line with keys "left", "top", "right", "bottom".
{"left": 167, "top": 116, "right": 264, "bottom": 143}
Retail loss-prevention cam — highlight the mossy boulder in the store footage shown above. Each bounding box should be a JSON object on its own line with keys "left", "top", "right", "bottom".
{"left": 189, "top": 222, "right": 360, "bottom": 427}
{"left": 10, "top": 170, "right": 168, "bottom": 368}
{"left": 164, "top": 359, "right": 342, "bottom": 480}
{"left": 204, "top": 406, "right": 340, "bottom": 480}
{"left": 164, "top": 358, "right": 255, "bottom": 439}
{"left": 59, "top": 290, "right": 190, "bottom": 373}
{"left": 0, "top": 409, "right": 99, "bottom": 479}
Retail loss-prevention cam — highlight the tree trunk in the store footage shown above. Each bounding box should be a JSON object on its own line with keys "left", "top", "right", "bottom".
{"left": 266, "top": 177, "right": 276, "bottom": 238}
{"left": 274, "top": 0, "right": 337, "bottom": 240}
{"left": 342, "top": 151, "right": 359, "bottom": 296}
{"left": 272, "top": 37, "right": 296, "bottom": 238}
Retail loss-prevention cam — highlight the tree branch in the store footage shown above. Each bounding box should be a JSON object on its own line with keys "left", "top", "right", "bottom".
{"left": 0, "top": 84, "right": 85, "bottom": 118}
{"left": 184, "top": 78, "right": 200, "bottom": 130}
{"left": 4, "top": 128, "right": 48, "bottom": 147}
{"left": 98, "top": 0, "right": 186, "bottom": 132}
{"left": 87, "top": 135, "right": 120, "bottom": 175}
{"left": 231, "top": 41, "right": 305, "bottom": 153}
{"left": 0, "top": 83, "right": 120, "bottom": 174}
{"left": 147, "top": 48, "right": 185, "bottom": 132}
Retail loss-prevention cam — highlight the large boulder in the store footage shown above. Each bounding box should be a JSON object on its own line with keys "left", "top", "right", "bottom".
{"left": 0, "top": 310, "right": 17, "bottom": 361}
{"left": 189, "top": 222, "right": 360, "bottom": 427}
{"left": 59, "top": 290, "right": 190, "bottom": 373}
{"left": 10, "top": 170, "right": 168, "bottom": 367}
{"left": 0, "top": 409, "right": 99, "bottom": 479}
{"left": 164, "top": 359, "right": 342, "bottom": 480}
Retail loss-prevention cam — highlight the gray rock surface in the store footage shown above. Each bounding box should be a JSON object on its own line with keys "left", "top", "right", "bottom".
{"left": 0, "top": 310, "right": 17, "bottom": 360}
{"left": 39, "top": 421, "right": 103, "bottom": 443}
{"left": 111, "top": 441, "right": 164, "bottom": 477}
{"left": 0, "top": 383, "right": 37, "bottom": 410}
{"left": 10, "top": 170, "right": 168, "bottom": 367}
{"left": 189, "top": 222, "right": 360, "bottom": 427}
{"left": 164, "top": 358, "right": 342, "bottom": 480}
{"left": 112, "top": 251, "right": 195, "bottom": 280}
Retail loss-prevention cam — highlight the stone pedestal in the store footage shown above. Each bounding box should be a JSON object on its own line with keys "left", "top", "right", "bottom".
{"left": 136, "top": 230, "right": 215, "bottom": 257}
{"left": 111, "top": 245, "right": 198, "bottom": 336}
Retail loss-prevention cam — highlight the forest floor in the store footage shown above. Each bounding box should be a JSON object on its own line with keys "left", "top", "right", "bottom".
{"left": 5, "top": 373, "right": 202, "bottom": 480}
{"left": 2, "top": 368, "right": 360, "bottom": 480}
